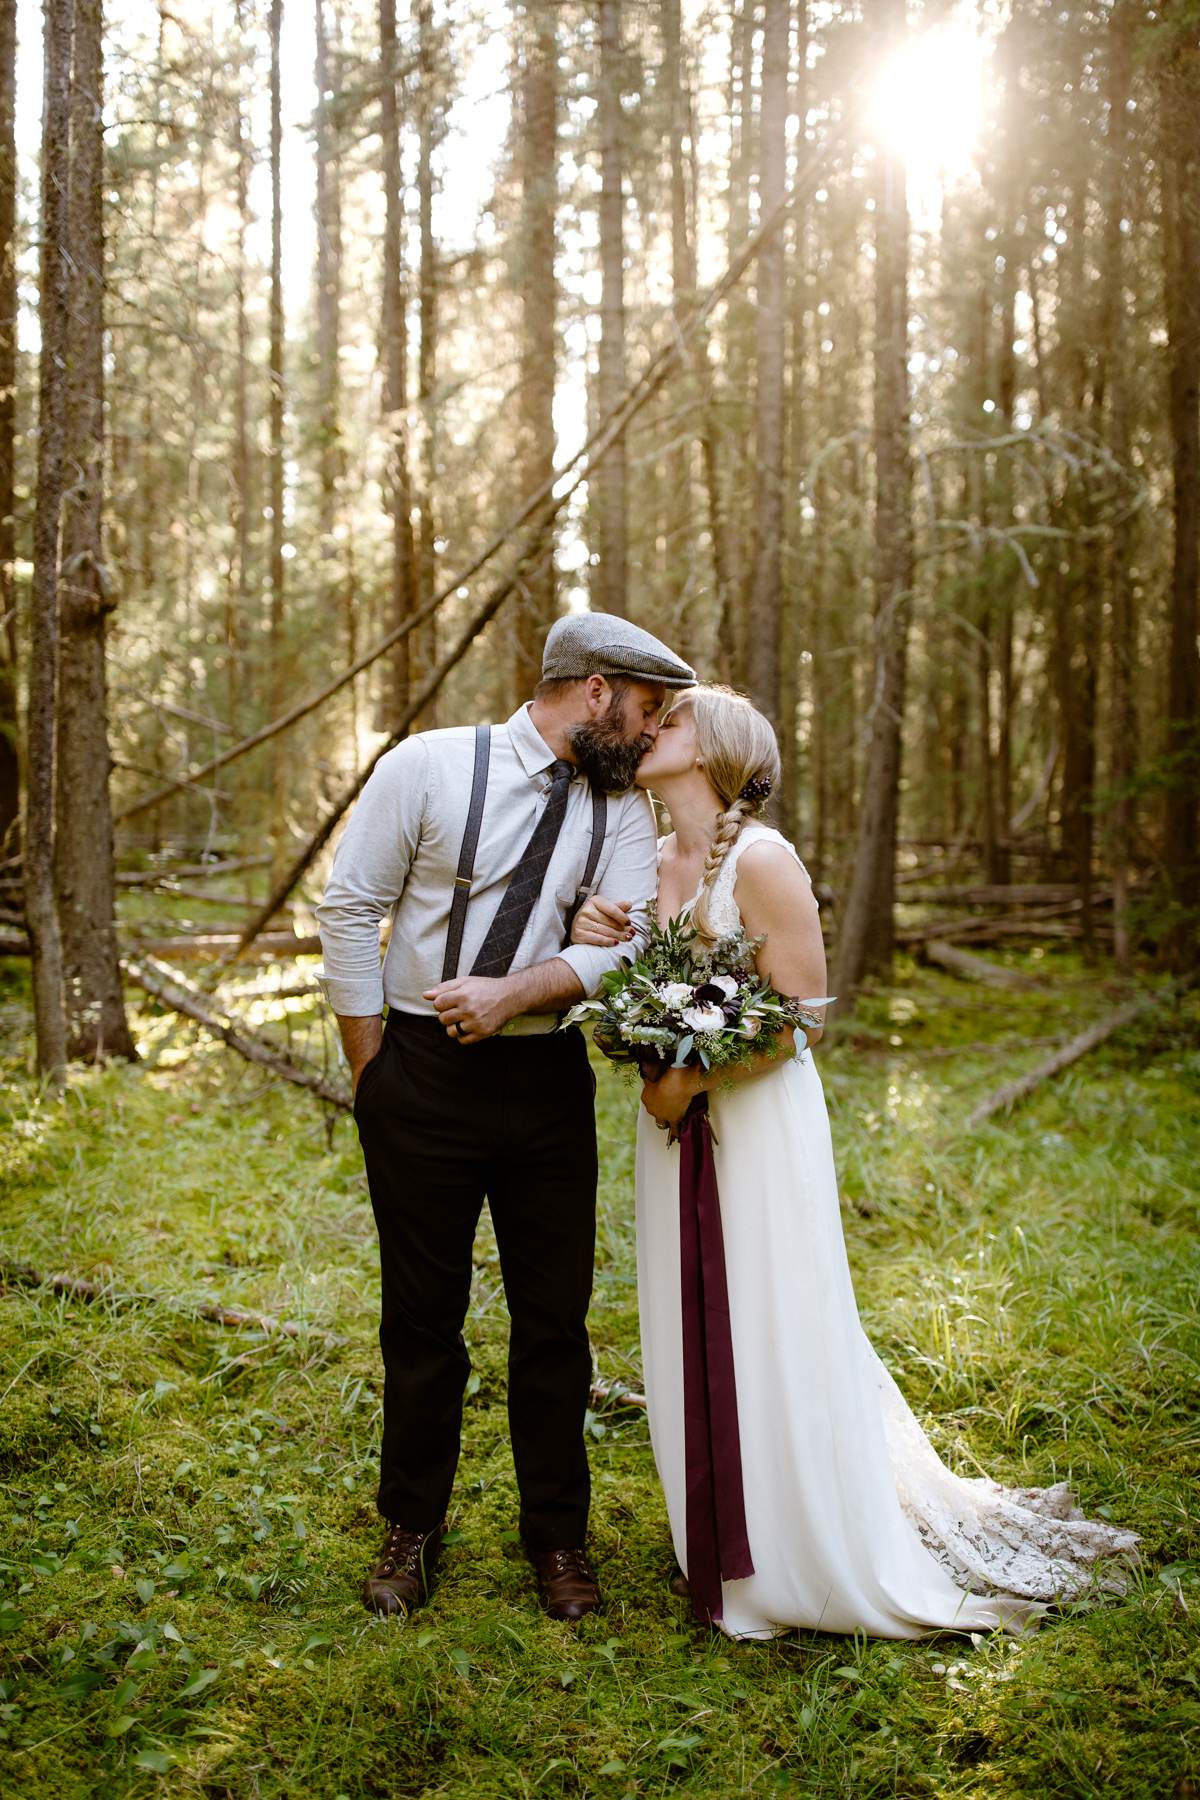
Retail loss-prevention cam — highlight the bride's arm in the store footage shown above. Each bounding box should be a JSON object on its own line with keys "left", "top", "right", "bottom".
{"left": 640, "top": 844, "right": 827, "bottom": 1129}
{"left": 734, "top": 841, "right": 827, "bottom": 1046}
{"left": 570, "top": 894, "right": 635, "bottom": 946}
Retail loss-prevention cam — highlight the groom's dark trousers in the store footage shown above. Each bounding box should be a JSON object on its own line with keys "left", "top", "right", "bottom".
{"left": 353, "top": 1006, "right": 598, "bottom": 1550}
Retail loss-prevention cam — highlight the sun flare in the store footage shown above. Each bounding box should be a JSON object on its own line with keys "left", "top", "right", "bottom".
{"left": 866, "top": 21, "right": 989, "bottom": 197}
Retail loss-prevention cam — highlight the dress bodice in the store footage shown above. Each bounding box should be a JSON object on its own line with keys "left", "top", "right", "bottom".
{"left": 698, "top": 824, "right": 812, "bottom": 938}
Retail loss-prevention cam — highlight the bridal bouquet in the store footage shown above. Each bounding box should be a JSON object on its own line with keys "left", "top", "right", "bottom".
{"left": 562, "top": 906, "right": 830, "bottom": 1078}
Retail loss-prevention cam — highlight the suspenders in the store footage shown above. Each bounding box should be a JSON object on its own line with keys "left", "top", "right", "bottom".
{"left": 440, "top": 723, "right": 609, "bottom": 983}
{"left": 441, "top": 724, "right": 492, "bottom": 982}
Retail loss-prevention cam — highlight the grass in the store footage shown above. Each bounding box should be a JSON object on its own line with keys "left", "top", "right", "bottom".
{"left": 0, "top": 948, "right": 1198, "bottom": 1798}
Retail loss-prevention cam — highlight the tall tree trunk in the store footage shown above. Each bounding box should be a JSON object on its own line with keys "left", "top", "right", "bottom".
{"left": 594, "top": 0, "right": 626, "bottom": 616}
{"left": 745, "top": 0, "right": 787, "bottom": 731}
{"left": 268, "top": 0, "right": 287, "bottom": 873}
{"left": 716, "top": 0, "right": 756, "bottom": 682}
{"left": 315, "top": 0, "right": 347, "bottom": 734}
{"left": 1098, "top": 1, "right": 1135, "bottom": 969}
{"left": 834, "top": 0, "right": 911, "bottom": 1009}
{"left": 1052, "top": 162, "right": 1098, "bottom": 949}
{"left": 662, "top": 0, "right": 695, "bottom": 650}
{"left": 27, "top": 0, "right": 74, "bottom": 1080}
{"left": 1159, "top": 49, "right": 1200, "bottom": 932}
{"left": 228, "top": 0, "right": 253, "bottom": 748}
{"left": 991, "top": 23, "right": 1021, "bottom": 887}
{"left": 513, "top": 0, "right": 557, "bottom": 698}
{"left": 0, "top": 0, "right": 18, "bottom": 853}
{"left": 55, "top": 0, "right": 135, "bottom": 1060}
{"left": 780, "top": 0, "right": 808, "bottom": 840}
{"left": 415, "top": 0, "right": 438, "bottom": 723}
{"left": 380, "top": 0, "right": 416, "bottom": 720}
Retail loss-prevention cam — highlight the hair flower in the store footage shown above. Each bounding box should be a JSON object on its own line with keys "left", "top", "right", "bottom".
{"left": 739, "top": 773, "right": 773, "bottom": 806}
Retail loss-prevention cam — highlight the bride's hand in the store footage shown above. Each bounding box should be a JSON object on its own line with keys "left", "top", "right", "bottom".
{"left": 641, "top": 1064, "right": 703, "bottom": 1129}
{"left": 570, "top": 894, "right": 635, "bottom": 947}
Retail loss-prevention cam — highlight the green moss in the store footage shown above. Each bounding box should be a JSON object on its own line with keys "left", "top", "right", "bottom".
{"left": 0, "top": 955, "right": 1197, "bottom": 1796}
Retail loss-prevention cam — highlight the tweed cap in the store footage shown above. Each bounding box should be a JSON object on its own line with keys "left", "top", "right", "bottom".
{"left": 542, "top": 611, "right": 696, "bottom": 689}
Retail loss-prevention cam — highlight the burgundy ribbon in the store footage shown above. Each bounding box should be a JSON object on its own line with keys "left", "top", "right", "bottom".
{"left": 677, "top": 1095, "right": 754, "bottom": 1625}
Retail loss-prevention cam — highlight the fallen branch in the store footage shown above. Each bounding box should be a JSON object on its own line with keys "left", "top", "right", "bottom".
{"left": 0, "top": 1259, "right": 340, "bottom": 1342}
{"left": 125, "top": 954, "right": 350, "bottom": 1110}
{"left": 919, "top": 942, "right": 1041, "bottom": 991}
{"left": 967, "top": 995, "right": 1150, "bottom": 1127}
{"left": 0, "top": 1259, "right": 646, "bottom": 1409}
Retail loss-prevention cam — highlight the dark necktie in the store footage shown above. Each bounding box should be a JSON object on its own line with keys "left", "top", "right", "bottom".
{"left": 470, "top": 760, "right": 575, "bottom": 978}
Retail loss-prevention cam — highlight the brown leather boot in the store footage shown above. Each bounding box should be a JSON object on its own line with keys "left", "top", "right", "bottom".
{"left": 527, "top": 1545, "right": 601, "bottom": 1621}
{"left": 361, "top": 1522, "right": 445, "bottom": 1617}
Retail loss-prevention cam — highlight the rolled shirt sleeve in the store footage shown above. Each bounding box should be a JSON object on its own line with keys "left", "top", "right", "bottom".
{"left": 315, "top": 736, "right": 429, "bottom": 1016}
{"left": 556, "top": 786, "right": 658, "bottom": 999}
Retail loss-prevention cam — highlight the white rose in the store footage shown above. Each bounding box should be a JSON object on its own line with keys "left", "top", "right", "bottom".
{"left": 711, "top": 974, "right": 740, "bottom": 999}
{"left": 742, "top": 1016, "right": 761, "bottom": 1037}
{"left": 659, "top": 982, "right": 696, "bottom": 1010}
{"left": 682, "top": 1004, "right": 726, "bottom": 1033}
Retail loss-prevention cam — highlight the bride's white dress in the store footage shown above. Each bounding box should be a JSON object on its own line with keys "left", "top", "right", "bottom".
{"left": 635, "top": 824, "right": 1138, "bottom": 1640}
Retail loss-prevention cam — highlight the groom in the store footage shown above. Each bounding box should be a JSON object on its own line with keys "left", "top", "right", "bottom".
{"left": 316, "top": 613, "right": 695, "bottom": 1620}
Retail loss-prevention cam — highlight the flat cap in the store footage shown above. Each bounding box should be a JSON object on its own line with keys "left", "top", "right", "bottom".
{"left": 542, "top": 611, "right": 696, "bottom": 689}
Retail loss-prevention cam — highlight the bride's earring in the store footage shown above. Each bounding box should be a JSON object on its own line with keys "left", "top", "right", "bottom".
{"left": 695, "top": 758, "right": 704, "bottom": 769}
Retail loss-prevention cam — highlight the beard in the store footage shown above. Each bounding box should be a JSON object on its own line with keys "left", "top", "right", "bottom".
{"left": 566, "top": 695, "right": 653, "bottom": 792}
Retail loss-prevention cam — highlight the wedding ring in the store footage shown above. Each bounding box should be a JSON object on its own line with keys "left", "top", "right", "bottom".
{"left": 454, "top": 1020, "right": 465, "bottom": 1037}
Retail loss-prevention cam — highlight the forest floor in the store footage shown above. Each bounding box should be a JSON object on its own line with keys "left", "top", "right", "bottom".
{"left": 0, "top": 948, "right": 1198, "bottom": 1799}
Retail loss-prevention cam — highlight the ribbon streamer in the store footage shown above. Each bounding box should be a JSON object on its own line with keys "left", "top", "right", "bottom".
{"left": 677, "top": 1095, "right": 754, "bottom": 1625}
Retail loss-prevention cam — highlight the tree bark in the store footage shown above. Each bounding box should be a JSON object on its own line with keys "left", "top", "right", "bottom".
{"left": 380, "top": 0, "right": 416, "bottom": 721}
{"left": 55, "top": 0, "right": 135, "bottom": 1061}
{"left": 1097, "top": 1, "right": 1135, "bottom": 970}
{"left": 745, "top": 0, "right": 788, "bottom": 730}
{"left": 268, "top": 0, "right": 287, "bottom": 874}
{"left": 1159, "top": 48, "right": 1200, "bottom": 930}
{"left": 594, "top": 0, "right": 626, "bottom": 616}
{"left": 228, "top": 0, "right": 254, "bottom": 746}
{"left": 513, "top": 1, "right": 558, "bottom": 699}
{"left": 26, "top": 0, "right": 75, "bottom": 1080}
{"left": 661, "top": 0, "right": 695, "bottom": 649}
{"left": 834, "top": 0, "right": 912, "bottom": 1010}
{"left": 0, "top": 0, "right": 17, "bottom": 853}
{"left": 315, "top": 0, "right": 344, "bottom": 687}
{"left": 415, "top": 0, "right": 439, "bottom": 722}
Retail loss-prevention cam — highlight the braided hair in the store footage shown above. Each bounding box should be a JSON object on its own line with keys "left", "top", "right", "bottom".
{"left": 668, "top": 686, "right": 782, "bottom": 946}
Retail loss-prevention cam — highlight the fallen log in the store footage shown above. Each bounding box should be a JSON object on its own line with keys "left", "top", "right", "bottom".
{"left": 125, "top": 954, "right": 349, "bottom": 1110}
{"left": 967, "top": 995, "right": 1149, "bottom": 1127}
{"left": 897, "top": 902, "right": 1092, "bottom": 947}
{"left": 901, "top": 883, "right": 1115, "bottom": 907}
{"left": 116, "top": 855, "right": 272, "bottom": 887}
{"left": 919, "top": 941, "right": 1041, "bottom": 991}
{"left": 130, "top": 931, "right": 321, "bottom": 960}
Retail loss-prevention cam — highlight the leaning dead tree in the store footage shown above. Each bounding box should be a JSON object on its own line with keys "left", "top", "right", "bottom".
{"left": 125, "top": 954, "right": 350, "bottom": 1108}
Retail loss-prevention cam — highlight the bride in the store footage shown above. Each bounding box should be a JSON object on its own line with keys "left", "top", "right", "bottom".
{"left": 570, "top": 685, "right": 1138, "bottom": 1640}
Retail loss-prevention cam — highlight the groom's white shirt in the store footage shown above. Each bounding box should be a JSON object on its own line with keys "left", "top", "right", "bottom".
{"left": 315, "top": 703, "right": 658, "bottom": 1033}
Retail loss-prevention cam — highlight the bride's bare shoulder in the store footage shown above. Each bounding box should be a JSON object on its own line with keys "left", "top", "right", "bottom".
{"left": 733, "top": 835, "right": 816, "bottom": 907}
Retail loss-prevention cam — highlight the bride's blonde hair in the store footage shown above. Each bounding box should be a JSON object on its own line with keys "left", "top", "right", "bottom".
{"left": 667, "top": 685, "right": 782, "bottom": 945}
